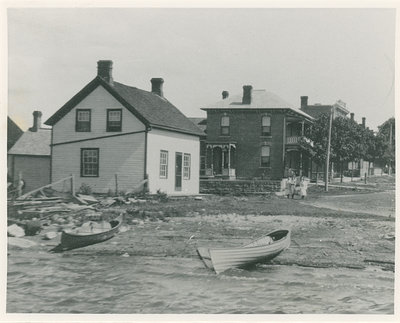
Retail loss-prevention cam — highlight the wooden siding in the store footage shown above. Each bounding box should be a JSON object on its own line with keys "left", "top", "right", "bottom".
{"left": 147, "top": 129, "right": 200, "bottom": 195}
{"left": 52, "top": 85, "right": 146, "bottom": 145}
{"left": 52, "top": 132, "right": 145, "bottom": 194}
{"left": 9, "top": 155, "right": 51, "bottom": 192}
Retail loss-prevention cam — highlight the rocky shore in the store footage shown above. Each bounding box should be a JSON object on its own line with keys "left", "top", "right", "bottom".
{"left": 7, "top": 184, "right": 395, "bottom": 273}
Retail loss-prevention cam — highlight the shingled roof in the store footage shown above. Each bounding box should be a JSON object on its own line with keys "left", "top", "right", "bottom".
{"left": 8, "top": 128, "right": 51, "bottom": 156}
{"left": 202, "top": 89, "right": 313, "bottom": 120}
{"left": 45, "top": 76, "right": 204, "bottom": 137}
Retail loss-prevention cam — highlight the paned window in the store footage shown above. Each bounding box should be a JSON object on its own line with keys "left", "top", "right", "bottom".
{"left": 262, "top": 115, "right": 271, "bottom": 136}
{"left": 261, "top": 145, "right": 270, "bottom": 167}
{"left": 160, "top": 150, "right": 168, "bottom": 178}
{"left": 107, "top": 109, "right": 122, "bottom": 132}
{"left": 183, "top": 153, "right": 191, "bottom": 180}
{"left": 81, "top": 148, "right": 99, "bottom": 177}
{"left": 221, "top": 115, "right": 230, "bottom": 135}
{"left": 76, "top": 109, "right": 91, "bottom": 132}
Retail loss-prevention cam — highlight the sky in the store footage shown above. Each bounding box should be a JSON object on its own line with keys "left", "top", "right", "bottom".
{"left": 6, "top": 7, "right": 396, "bottom": 131}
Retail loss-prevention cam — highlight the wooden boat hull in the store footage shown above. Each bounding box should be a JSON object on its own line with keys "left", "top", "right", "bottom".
{"left": 197, "top": 229, "right": 290, "bottom": 274}
{"left": 51, "top": 215, "right": 123, "bottom": 252}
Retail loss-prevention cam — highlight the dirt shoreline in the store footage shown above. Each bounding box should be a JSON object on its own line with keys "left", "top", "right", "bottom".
{"left": 8, "top": 176, "right": 396, "bottom": 273}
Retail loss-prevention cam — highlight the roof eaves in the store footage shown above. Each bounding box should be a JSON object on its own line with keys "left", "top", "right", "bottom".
{"left": 99, "top": 79, "right": 150, "bottom": 127}
{"left": 151, "top": 124, "right": 205, "bottom": 137}
{"left": 45, "top": 77, "right": 151, "bottom": 128}
{"left": 44, "top": 77, "right": 101, "bottom": 126}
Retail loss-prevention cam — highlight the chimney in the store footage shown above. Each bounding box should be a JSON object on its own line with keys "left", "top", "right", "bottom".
{"left": 151, "top": 78, "right": 164, "bottom": 97}
{"left": 29, "top": 111, "right": 42, "bottom": 132}
{"left": 242, "top": 85, "right": 253, "bottom": 104}
{"left": 362, "top": 117, "right": 366, "bottom": 128}
{"left": 97, "top": 60, "right": 113, "bottom": 85}
{"left": 301, "top": 96, "right": 308, "bottom": 109}
{"left": 350, "top": 113, "right": 354, "bottom": 121}
{"left": 222, "top": 91, "right": 229, "bottom": 99}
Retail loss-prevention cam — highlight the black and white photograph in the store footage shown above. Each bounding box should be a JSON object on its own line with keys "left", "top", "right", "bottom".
{"left": 2, "top": 1, "right": 398, "bottom": 321}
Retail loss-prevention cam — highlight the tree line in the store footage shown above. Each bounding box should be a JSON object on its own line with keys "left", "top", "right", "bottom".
{"left": 299, "top": 115, "right": 395, "bottom": 180}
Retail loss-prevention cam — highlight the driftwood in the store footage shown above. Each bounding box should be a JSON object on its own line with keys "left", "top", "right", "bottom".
{"left": 17, "top": 176, "right": 74, "bottom": 200}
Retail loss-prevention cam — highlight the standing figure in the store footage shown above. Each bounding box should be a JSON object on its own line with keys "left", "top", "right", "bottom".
{"left": 288, "top": 174, "right": 297, "bottom": 199}
{"left": 299, "top": 176, "right": 308, "bottom": 199}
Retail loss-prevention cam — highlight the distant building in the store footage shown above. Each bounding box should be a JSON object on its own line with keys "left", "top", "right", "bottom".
{"left": 7, "top": 117, "right": 23, "bottom": 151}
{"left": 202, "top": 86, "right": 314, "bottom": 179}
{"left": 45, "top": 61, "right": 204, "bottom": 195}
{"left": 300, "top": 96, "right": 349, "bottom": 119}
{"left": 8, "top": 111, "right": 51, "bottom": 192}
{"left": 189, "top": 118, "right": 207, "bottom": 177}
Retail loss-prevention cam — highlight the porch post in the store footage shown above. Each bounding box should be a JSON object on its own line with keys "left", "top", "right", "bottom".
{"left": 301, "top": 121, "right": 304, "bottom": 136}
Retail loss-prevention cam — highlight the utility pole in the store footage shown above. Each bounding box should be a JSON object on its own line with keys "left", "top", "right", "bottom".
{"left": 389, "top": 120, "right": 393, "bottom": 175}
{"left": 325, "top": 108, "right": 333, "bottom": 192}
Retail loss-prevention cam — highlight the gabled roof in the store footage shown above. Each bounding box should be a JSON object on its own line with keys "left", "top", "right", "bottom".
{"left": 8, "top": 128, "right": 51, "bottom": 156}
{"left": 45, "top": 76, "right": 204, "bottom": 137}
{"left": 202, "top": 90, "right": 314, "bottom": 120}
{"left": 7, "top": 117, "right": 23, "bottom": 151}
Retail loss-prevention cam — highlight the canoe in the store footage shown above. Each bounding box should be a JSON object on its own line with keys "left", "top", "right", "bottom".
{"left": 50, "top": 215, "right": 123, "bottom": 252}
{"left": 197, "top": 229, "right": 290, "bottom": 274}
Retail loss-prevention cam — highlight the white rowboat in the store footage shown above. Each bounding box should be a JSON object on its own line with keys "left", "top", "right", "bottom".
{"left": 197, "top": 229, "right": 290, "bottom": 274}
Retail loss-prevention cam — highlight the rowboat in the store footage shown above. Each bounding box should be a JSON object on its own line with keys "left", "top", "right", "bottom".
{"left": 197, "top": 229, "right": 290, "bottom": 274}
{"left": 50, "top": 215, "right": 124, "bottom": 252}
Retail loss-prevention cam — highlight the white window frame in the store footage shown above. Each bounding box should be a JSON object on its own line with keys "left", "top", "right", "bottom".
{"left": 183, "top": 153, "right": 191, "bottom": 180}
{"left": 160, "top": 150, "right": 168, "bottom": 179}
{"left": 81, "top": 148, "right": 99, "bottom": 177}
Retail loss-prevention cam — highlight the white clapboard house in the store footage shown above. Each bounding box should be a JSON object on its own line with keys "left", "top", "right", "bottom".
{"left": 45, "top": 61, "right": 204, "bottom": 195}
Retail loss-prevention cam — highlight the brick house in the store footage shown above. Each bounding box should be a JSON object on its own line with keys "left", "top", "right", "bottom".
{"left": 201, "top": 86, "right": 314, "bottom": 180}
{"left": 45, "top": 61, "right": 204, "bottom": 195}
{"left": 7, "top": 111, "right": 51, "bottom": 192}
{"left": 299, "top": 96, "right": 349, "bottom": 119}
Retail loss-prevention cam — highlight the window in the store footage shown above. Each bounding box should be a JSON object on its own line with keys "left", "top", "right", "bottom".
{"left": 160, "top": 150, "right": 168, "bottom": 178}
{"left": 183, "top": 153, "right": 191, "bottom": 179}
{"left": 221, "top": 115, "right": 230, "bottom": 135}
{"left": 261, "top": 145, "right": 270, "bottom": 167}
{"left": 81, "top": 148, "right": 99, "bottom": 177}
{"left": 262, "top": 115, "right": 271, "bottom": 136}
{"left": 76, "top": 109, "right": 91, "bottom": 132}
{"left": 107, "top": 109, "right": 122, "bottom": 132}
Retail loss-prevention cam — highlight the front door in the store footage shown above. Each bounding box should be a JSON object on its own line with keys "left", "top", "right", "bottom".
{"left": 175, "top": 152, "right": 182, "bottom": 191}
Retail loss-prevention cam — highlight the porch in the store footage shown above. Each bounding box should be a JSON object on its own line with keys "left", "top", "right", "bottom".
{"left": 204, "top": 142, "right": 236, "bottom": 179}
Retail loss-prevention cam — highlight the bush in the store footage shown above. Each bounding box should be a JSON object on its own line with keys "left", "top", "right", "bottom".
{"left": 79, "top": 183, "right": 92, "bottom": 195}
{"left": 156, "top": 189, "right": 168, "bottom": 202}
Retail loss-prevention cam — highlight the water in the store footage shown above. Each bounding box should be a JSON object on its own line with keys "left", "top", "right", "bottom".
{"left": 7, "top": 248, "right": 394, "bottom": 314}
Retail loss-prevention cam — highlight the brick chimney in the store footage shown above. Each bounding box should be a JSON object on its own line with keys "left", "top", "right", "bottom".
{"left": 151, "top": 78, "right": 164, "bottom": 97}
{"left": 242, "top": 85, "right": 253, "bottom": 104}
{"left": 301, "top": 96, "right": 308, "bottom": 109}
{"left": 29, "top": 111, "right": 42, "bottom": 132}
{"left": 222, "top": 91, "right": 229, "bottom": 99}
{"left": 350, "top": 113, "right": 354, "bottom": 121}
{"left": 362, "top": 117, "right": 366, "bottom": 128}
{"left": 97, "top": 60, "right": 113, "bottom": 85}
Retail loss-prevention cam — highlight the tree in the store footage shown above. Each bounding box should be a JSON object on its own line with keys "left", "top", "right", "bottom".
{"left": 378, "top": 117, "right": 395, "bottom": 173}
{"left": 299, "top": 114, "right": 331, "bottom": 183}
{"left": 331, "top": 116, "right": 362, "bottom": 181}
